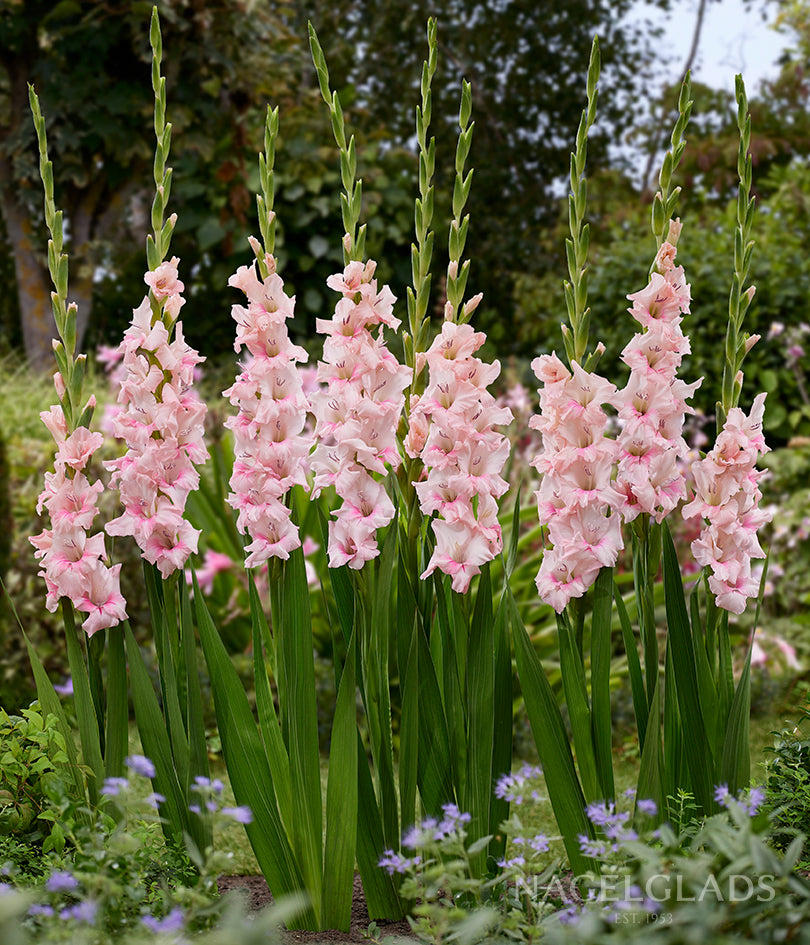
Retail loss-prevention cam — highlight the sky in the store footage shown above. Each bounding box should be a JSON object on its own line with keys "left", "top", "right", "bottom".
{"left": 649, "top": 0, "right": 789, "bottom": 93}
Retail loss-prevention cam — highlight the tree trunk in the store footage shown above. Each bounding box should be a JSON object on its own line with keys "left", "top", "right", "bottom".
{"left": 0, "top": 175, "right": 56, "bottom": 375}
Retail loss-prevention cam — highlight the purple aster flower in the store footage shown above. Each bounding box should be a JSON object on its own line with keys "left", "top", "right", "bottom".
{"left": 378, "top": 850, "right": 420, "bottom": 875}
{"left": 189, "top": 804, "right": 202, "bottom": 815}
{"left": 142, "top": 908, "right": 185, "bottom": 933}
{"left": 61, "top": 900, "right": 97, "bottom": 924}
{"left": 578, "top": 835, "right": 609, "bottom": 858}
{"left": 101, "top": 776, "right": 129, "bottom": 797}
{"left": 145, "top": 792, "right": 165, "bottom": 809}
{"left": 714, "top": 784, "right": 731, "bottom": 807}
{"left": 28, "top": 904, "right": 55, "bottom": 918}
{"left": 528, "top": 833, "right": 550, "bottom": 853}
{"left": 401, "top": 825, "right": 423, "bottom": 849}
{"left": 494, "top": 766, "right": 543, "bottom": 805}
{"left": 585, "top": 800, "right": 629, "bottom": 828}
{"left": 557, "top": 905, "right": 582, "bottom": 927}
{"left": 637, "top": 798, "right": 658, "bottom": 817}
{"left": 46, "top": 871, "right": 79, "bottom": 893}
{"left": 497, "top": 855, "right": 526, "bottom": 868}
{"left": 126, "top": 755, "right": 156, "bottom": 779}
{"left": 53, "top": 678, "right": 73, "bottom": 697}
{"left": 746, "top": 787, "right": 766, "bottom": 816}
{"left": 222, "top": 806, "right": 253, "bottom": 824}
{"left": 0, "top": 883, "right": 11, "bottom": 896}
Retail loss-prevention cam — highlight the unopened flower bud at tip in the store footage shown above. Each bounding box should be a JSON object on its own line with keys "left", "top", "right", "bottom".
{"left": 463, "top": 293, "right": 483, "bottom": 319}
{"left": 54, "top": 373, "right": 66, "bottom": 399}
{"left": 744, "top": 334, "right": 761, "bottom": 354}
{"left": 447, "top": 260, "right": 459, "bottom": 280}
{"left": 667, "top": 218, "right": 682, "bottom": 245}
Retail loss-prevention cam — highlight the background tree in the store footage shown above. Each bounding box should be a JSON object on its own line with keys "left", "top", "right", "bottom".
{"left": 0, "top": 0, "right": 684, "bottom": 372}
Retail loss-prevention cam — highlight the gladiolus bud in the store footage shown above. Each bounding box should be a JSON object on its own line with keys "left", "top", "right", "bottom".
{"left": 463, "top": 293, "right": 483, "bottom": 319}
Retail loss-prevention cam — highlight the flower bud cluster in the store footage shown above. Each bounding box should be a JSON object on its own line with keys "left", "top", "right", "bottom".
{"left": 411, "top": 322, "right": 512, "bottom": 594}
{"left": 224, "top": 249, "right": 311, "bottom": 567}
{"left": 615, "top": 226, "right": 702, "bottom": 521}
{"left": 30, "top": 396, "right": 127, "bottom": 636}
{"left": 310, "top": 260, "right": 410, "bottom": 569}
{"left": 529, "top": 355, "right": 624, "bottom": 613}
{"left": 105, "top": 259, "right": 208, "bottom": 578}
{"left": 682, "top": 393, "right": 772, "bottom": 613}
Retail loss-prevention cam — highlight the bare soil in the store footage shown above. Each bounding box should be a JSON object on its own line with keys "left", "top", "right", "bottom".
{"left": 216, "top": 873, "right": 415, "bottom": 944}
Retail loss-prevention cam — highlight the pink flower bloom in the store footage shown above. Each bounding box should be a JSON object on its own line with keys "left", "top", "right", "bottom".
{"left": 225, "top": 252, "right": 311, "bottom": 568}
{"left": 420, "top": 519, "right": 493, "bottom": 594}
{"left": 106, "top": 260, "right": 207, "bottom": 577}
{"left": 615, "top": 224, "right": 701, "bottom": 524}
{"left": 74, "top": 561, "right": 127, "bottom": 637}
{"left": 312, "top": 259, "right": 408, "bottom": 568}
{"left": 683, "top": 393, "right": 772, "bottom": 615}
{"left": 31, "top": 398, "right": 126, "bottom": 635}
{"left": 145, "top": 256, "right": 184, "bottom": 299}
{"left": 187, "top": 550, "right": 235, "bottom": 595}
{"left": 410, "top": 321, "right": 513, "bottom": 588}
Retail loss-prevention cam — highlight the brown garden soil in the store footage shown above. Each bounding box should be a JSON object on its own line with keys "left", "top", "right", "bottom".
{"left": 217, "top": 870, "right": 582, "bottom": 943}
{"left": 216, "top": 873, "right": 416, "bottom": 943}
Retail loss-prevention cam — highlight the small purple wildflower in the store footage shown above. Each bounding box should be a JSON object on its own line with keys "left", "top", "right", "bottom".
{"left": 46, "top": 871, "right": 79, "bottom": 893}
{"left": 432, "top": 803, "right": 472, "bottom": 840}
{"left": 557, "top": 905, "right": 582, "bottom": 927}
{"left": 142, "top": 908, "right": 185, "bottom": 933}
{"left": 126, "top": 755, "right": 156, "bottom": 779}
{"left": 28, "top": 904, "right": 55, "bottom": 918}
{"left": 637, "top": 798, "right": 658, "bottom": 817}
{"left": 497, "top": 855, "right": 526, "bottom": 868}
{"left": 494, "top": 765, "right": 542, "bottom": 805}
{"left": 528, "top": 833, "right": 550, "bottom": 853}
{"left": 378, "top": 850, "right": 421, "bottom": 875}
{"left": 189, "top": 804, "right": 202, "bottom": 815}
{"left": 402, "top": 817, "right": 438, "bottom": 850}
{"left": 714, "top": 783, "right": 731, "bottom": 807}
{"left": 578, "top": 835, "right": 609, "bottom": 858}
{"left": 60, "top": 900, "right": 97, "bottom": 924}
{"left": 53, "top": 678, "right": 73, "bottom": 697}
{"left": 193, "top": 776, "right": 224, "bottom": 794}
{"left": 746, "top": 786, "right": 766, "bottom": 815}
{"left": 101, "top": 776, "right": 129, "bottom": 797}
{"left": 585, "top": 801, "right": 629, "bottom": 829}
{"left": 0, "top": 882, "right": 11, "bottom": 897}
{"left": 222, "top": 806, "right": 253, "bottom": 824}
{"left": 145, "top": 792, "right": 165, "bottom": 809}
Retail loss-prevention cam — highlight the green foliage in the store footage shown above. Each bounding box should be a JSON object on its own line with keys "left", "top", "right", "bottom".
{"left": 764, "top": 697, "right": 810, "bottom": 864}
{"left": 544, "top": 791, "right": 810, "bottom": 944}
{"left": 0, "top": 770, "right": 306, "bottom": 944}
{"left": 0, "top": 704, "right": 74, "bottom": 847}
{"left": 760, "top": 443, "right": 810, "bottom": 624}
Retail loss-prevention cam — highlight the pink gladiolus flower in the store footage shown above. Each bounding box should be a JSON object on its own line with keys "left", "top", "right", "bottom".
{"left": 410, "top": 321, "right": 513, "bottom": 589}
{"left": 528, "top": 354, "right": 623, "bottom": 613}
{"left": 188, "top": 550, "right": 235, "bottom": 595}
{"left": 311, "top": 259, "right": 409, "bottom": 569}
{"left": 615, "top": 226, "right": 702, "bottom": 523}
{"left": 105, "top": 260, "right": 207, "bottom": 577}
{"left": 683, "top": 392, "right": 772, "bottom": 615}
{"left": 31, "top": 399, "right": 126, "bottom": 637}
{"left": 224, "top": 251, "right": 311, "bottom": 568}
{"left": 421, "top": 519, "right": 494, "bottom": 594}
